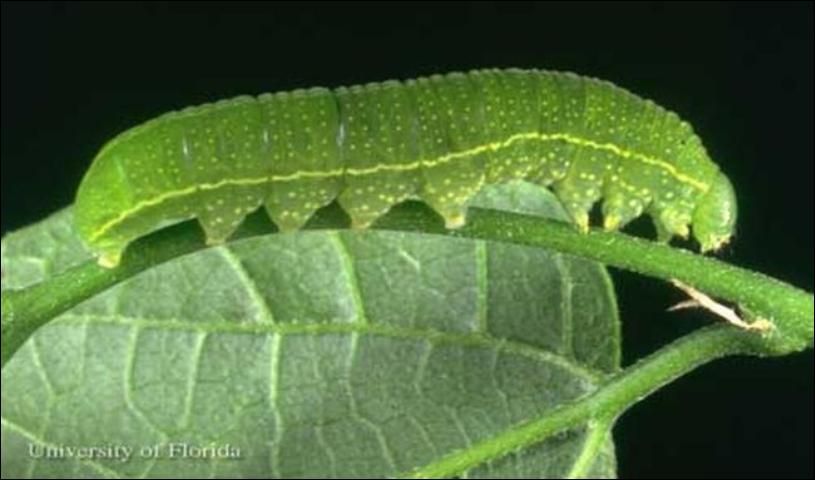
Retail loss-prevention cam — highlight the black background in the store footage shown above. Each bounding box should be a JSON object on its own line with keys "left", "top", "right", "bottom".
{"left": 2, "top": 2, "right": 812, "bottom": 478}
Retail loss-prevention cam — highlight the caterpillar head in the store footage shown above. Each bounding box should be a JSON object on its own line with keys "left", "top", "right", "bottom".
{"left": 75, "top": 136, "right": 139, "bottom": 268}
{"left": 692, "top": 171, "right": 737, "bottom": 252}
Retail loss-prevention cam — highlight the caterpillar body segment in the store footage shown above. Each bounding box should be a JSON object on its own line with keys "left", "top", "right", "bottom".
{"left": 74, "top": 69, "right": 735, "bottom": 268}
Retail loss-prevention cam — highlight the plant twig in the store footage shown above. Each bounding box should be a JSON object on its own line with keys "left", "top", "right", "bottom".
{"left": 2, "top": 202, "right": 813, "bottom": 368}
{"left": 402, "top": 326, "right": 772, "bottom": 478}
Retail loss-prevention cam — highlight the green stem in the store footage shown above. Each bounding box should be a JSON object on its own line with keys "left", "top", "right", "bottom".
{"left": 2, "top": 202, "right": 812, "bottom": 368}
{"left": 403, "top": 325, "right": 771, "bottom": 478}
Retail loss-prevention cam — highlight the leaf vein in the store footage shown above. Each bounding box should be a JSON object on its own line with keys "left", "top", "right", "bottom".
{"left": 218, "top": 246, "right": 276, "bottom": 324}
{"left": 330, "top": 233, "right": 369, "bottom": 325}
{"left": 57, "top": 313, "right": 604, "bottom": 382}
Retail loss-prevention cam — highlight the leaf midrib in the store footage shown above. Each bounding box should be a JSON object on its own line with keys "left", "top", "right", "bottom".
{"left": 52, "top": 312, "right": 605, "bottom": 383}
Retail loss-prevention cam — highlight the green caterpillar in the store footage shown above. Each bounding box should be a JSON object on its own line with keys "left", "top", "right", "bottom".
{"left": 75, "top": 68, "right": 736, "bottom": 268}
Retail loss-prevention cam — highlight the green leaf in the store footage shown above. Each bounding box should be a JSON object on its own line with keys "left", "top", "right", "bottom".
{"left": 1, "top": 182, "right": 619, "bottom": 478}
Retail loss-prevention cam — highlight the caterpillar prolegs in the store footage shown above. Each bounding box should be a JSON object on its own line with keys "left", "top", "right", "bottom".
{"left": 74, "top": 69, "right": 737, "bottom": 268}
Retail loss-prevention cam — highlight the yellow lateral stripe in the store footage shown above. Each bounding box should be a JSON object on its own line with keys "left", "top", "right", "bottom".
{"left": 89, "top": 132, "right": 709, "bottom": 241}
